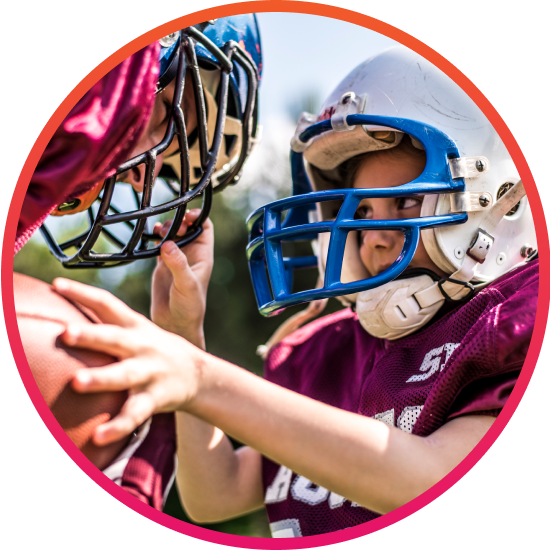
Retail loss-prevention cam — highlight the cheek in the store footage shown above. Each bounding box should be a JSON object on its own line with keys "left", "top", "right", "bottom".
{"left": 358, "top": 233, "right": 370, "bottom": 265}
{"left": 412, "top": 232, "right": 445, "bottom": 276}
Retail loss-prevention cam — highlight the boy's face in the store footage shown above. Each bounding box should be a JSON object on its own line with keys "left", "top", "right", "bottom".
{"left": 353, "top": 148, "right": 446, "bottom": 278}
{"left": 118, "top": 72, "right": 198, "bottom": 192}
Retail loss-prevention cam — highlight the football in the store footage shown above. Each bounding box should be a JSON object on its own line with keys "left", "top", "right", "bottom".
{"left": 14, "top": 272, "right": 130, "bottom": 470}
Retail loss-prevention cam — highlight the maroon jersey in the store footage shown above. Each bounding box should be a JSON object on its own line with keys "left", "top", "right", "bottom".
{"left": 16, "top": 43, "right": 159, "bottom": 254}
{"left": 262, "top": 260, "right": 538, "bottom": 537}
{"left": 103, "top": 413, "right": 176, "bottom": 511}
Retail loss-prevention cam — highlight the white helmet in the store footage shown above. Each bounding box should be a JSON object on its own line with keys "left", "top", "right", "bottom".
{"left": 247, "top": 46, "right": 535, "bottom": 342}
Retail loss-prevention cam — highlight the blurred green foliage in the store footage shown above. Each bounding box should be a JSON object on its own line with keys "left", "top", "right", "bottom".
{"left": 14, "top": 189, "right": 342, "bottom": 538}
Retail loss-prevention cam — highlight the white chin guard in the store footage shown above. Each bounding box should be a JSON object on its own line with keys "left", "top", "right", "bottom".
{"left": 355, "top": 274, "right": 444, "bottom": 341}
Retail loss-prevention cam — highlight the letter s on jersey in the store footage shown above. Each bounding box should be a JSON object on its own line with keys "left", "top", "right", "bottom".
{"left": 406, "top": 343, "right": 460, "bottom": 383}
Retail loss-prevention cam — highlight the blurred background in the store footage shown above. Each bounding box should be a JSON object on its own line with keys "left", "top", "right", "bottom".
{"left": 14, "top": 12, "right": 395, "bottom": 538}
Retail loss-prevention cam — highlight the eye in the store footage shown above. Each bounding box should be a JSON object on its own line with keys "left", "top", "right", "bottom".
{"left": 397, "top": 196, "right": 422, "bottom": 210}
{"left": 354, "top": 205, "right": 372, "bottom": 220}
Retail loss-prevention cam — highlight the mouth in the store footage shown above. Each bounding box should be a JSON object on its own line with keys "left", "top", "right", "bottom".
{"left": 372, "top": 262, "right": 394, "bottom": 276}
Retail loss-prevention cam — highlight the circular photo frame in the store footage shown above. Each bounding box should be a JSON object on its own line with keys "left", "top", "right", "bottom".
{"left": 4, "top": 2, "right": 547, "bottom": 548}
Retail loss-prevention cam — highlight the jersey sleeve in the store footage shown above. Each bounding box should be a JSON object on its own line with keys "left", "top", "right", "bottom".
{"left": 118, "top": 413, "right": 177, "bottom": 511}
{"left": 447, "top": 370, "right": 518, "bottom": 419}
{"left": 16, "top": 43, "right": 159, "bottom": 253}
{"left": 414, "top": 262, "right": 538, "bottom": 435}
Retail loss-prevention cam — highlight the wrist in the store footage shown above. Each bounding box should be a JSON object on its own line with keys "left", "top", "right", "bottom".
{"left": 154, "top": 317, "right": 205, "bottom": 349}
{"left": 184, "top": 342, "right": 210, "bottom": 411}
{"left": 178, "top": 319, "right": 205, "bottom": 349}
{"left": 188, "top": 329, "right": 206, "bottom": 350}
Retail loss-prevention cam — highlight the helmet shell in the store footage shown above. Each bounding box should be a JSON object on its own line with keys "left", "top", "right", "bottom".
{"left": 305, "top": 46, "right": 535, "bottom": 283}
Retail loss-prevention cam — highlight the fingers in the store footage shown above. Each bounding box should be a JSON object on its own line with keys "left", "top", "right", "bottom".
{"left": 159, "top": 241, "right": 193, "bottom": 287}
{"left": 181, "top": 208, "right": 202, "bottom": 226}
{"left": 93, "top": 392, "right": 157, "bottom": 445}
{"left": 154, "top": 208, "right": 203, "bottom": 239}
{"left": 52, "top": 279, "right": 141, "bottom": 328}
{"left": 61, "top": 323, "right": 139, "bottom": 361}
{"left": 71, "top": 357, "right": 153, "bottom": 393}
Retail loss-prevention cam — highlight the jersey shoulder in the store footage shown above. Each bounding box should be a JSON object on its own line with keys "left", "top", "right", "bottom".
{"left": 265, "top": 307, "right": 377, "bottom": 367}
{"left": 413, "top": 261, "right": 538, "bottom": 433}
{"left": 483, "top": 259, "right": 538, "bottom": 367}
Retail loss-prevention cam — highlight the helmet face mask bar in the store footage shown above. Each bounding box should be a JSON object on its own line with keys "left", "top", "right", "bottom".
{"left": 247, "top": 115, "right": 469, "bottom": 316}
{"left": 248, "top": 46, "right": 534, "bottom": 344}
{"left": 41, "top": 22, "right": 260, "bottom": 268}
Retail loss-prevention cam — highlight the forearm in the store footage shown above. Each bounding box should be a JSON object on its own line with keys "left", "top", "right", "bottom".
{"left": 187, "top": 354, "right": 493, "bottom": 514}
{"left": 53, "top": 279, "right": 492, "bottom": 516}
{"left": 175, "top": 411, "right": 263, "bottom": 522}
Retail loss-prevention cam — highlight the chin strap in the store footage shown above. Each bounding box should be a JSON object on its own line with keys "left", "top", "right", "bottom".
{"left": 257, "top": 181, "right": 528, "bottom": 350}
{"left": 356, "top": 180, "right": 529, "bottom": 341}
{"left": 414, "top": 180, "right": 526, "bottom": 309}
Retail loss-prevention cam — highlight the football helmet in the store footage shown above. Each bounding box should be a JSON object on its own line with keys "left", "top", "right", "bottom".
{"left": 42, "top": 15, "right": 262, "bottom": 268}
{"left": 247, "top": 46, "right": 535, "bottom": 340}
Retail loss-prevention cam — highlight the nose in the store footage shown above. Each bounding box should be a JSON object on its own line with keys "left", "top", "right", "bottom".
{"left": 117, "top": 155, "right": 165, "bottom": 193}
{"left": 359, "top": 200, "right": 405, "bottom": 272}
{"left": 117, "top": 166, "right": 146, "bottom": 192}
{"left": 361, "top": 228, "right": 402, "bottom": 251}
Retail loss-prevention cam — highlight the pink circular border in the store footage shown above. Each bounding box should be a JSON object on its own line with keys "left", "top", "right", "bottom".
{"left": 3, "top": 2, "right": 548, "bottom": 548}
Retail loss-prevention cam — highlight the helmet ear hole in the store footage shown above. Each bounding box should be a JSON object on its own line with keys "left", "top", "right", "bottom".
{"left": 497, "top": 182, "right": 521, "bottom": 216}
{"left": 56, "top": 199, "right": 81, "bottom": 213}
{"left": 51, "top": 181, "right": 103, "bottom": 217}
{"left": 225, "top": 134, "right": 238, "bottom": 157}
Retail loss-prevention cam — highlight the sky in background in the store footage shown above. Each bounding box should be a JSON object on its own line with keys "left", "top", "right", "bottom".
{"left": 224, "top": 12, "right": 398, "bottom": 212}
{"left": 255, "top": 12, "right": 397, "bottom": 124}
{"left": 32, "top": 13, "right": 399, "bottom": 262}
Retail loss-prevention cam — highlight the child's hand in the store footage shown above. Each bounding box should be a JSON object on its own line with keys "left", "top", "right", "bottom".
{"left": 150, "top": 209, "right": 213, "bottom": 348}
{"left": 52, "top": 278, "right": 202, "bottom": 446}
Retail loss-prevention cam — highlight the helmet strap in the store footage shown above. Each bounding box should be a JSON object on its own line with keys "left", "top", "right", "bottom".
{"left": 356, "top": 180, "right": 528, "bottom": 340}
{"left": 415, "top": 180, "right": 526, "bottom": 309}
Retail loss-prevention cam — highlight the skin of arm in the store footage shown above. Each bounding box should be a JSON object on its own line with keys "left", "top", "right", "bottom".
{"left": 52, "top": 279, "right": 495, "bottom": 520}
{"left": 150, "top": 214, "right": 263, "bottom": 521}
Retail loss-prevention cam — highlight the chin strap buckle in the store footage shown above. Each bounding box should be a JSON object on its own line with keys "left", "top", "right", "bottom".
{"left": 437, "top": 277, "right": 476, "bottom": 303}
{"left": 466, "top": 228, "right": 494, "bottom": 264}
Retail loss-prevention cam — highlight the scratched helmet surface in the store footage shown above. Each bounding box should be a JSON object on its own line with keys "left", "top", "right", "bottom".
{"left": 247, "top": 46, "right": 535, "bottom": 340}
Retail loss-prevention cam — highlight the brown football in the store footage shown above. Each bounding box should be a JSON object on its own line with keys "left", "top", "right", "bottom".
{"left": 14, "top": 272, "right": 130, "bottom": 470}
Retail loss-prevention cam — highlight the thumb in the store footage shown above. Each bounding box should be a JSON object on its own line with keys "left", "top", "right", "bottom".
{"left": 160, "top": 241, "right": 193, "bottom": 289}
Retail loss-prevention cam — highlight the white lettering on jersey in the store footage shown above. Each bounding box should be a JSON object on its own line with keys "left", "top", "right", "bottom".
{"left": 373, "top": 406, "right": 423, "bottom": 433}
{"left": 265, "top": 465, "right": 293, "bottom": 504}
{"left": 266, "top": 468, "right": 361, "bottom": 509}
{"left": 270, "top": 518, "right": 302, "bottom": 538}
{"left": 397, "top": 405, "right": 424, "bottom": 433}
{"left": 406, "top": 343, "right": 460, "bottom": 383}
{"left": 328, "top": 492, "right": 346, "bottom": 509}
{"left": 442, "top": 343, "right": 461, "bottom": 370}
{"left": 291, "top": 476, "right": 329, "bottom": 505}
{"left": 374, "top": 408, "right": 395, "bottom": 427}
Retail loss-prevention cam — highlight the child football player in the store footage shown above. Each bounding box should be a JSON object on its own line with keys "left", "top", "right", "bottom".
{"left": 53, "top": 46, "right": 537, "bottom": 536}
{"left": 15, "top": 16, "right": 262, "bottom": 510}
